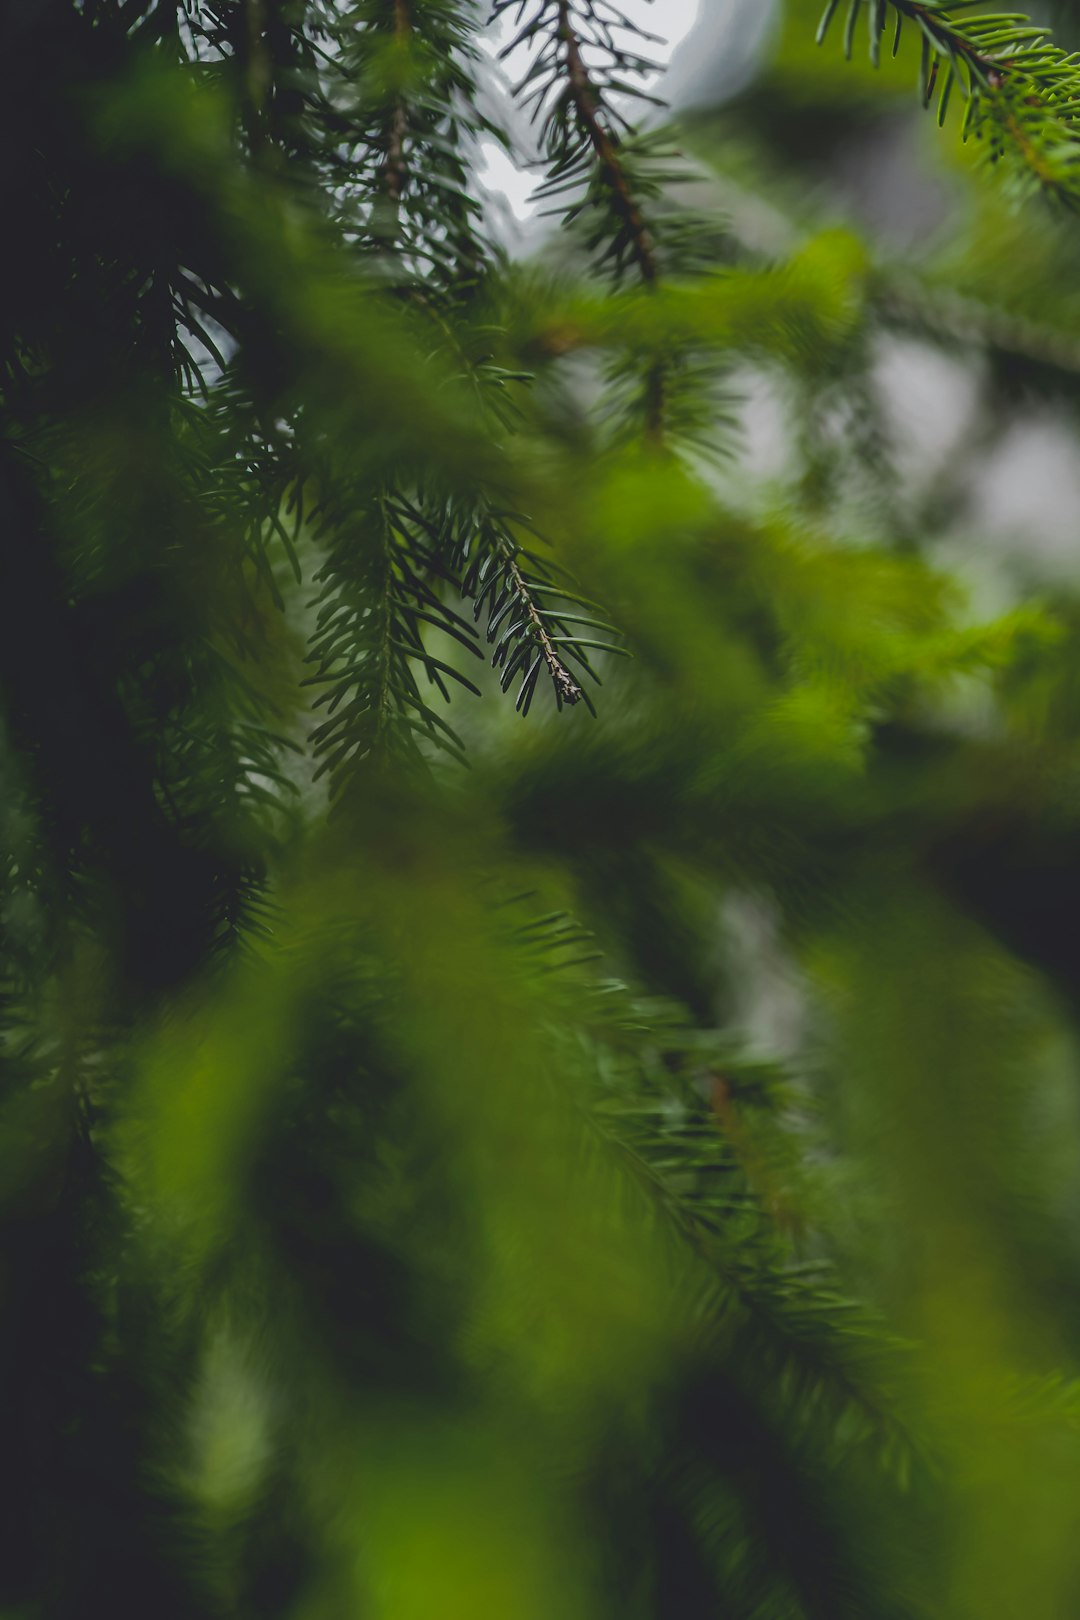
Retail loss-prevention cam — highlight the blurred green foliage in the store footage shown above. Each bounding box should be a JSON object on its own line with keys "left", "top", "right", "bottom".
{"left": 7, "top": 2, "right": 1080, "bottom": 1617}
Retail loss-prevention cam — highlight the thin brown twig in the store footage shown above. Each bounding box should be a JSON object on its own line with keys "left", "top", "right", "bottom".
{"left": 556, "top": 1, "right": 658, "bottom": 288}
{"left": 556, "top": 2, "right": 665, "bottom": 440}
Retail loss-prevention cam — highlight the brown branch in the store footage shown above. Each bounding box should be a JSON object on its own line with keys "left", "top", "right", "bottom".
{"left": 556, "top": 3, "right": 667, "bottom": 441}
{"left": 556, "top": 1, "right": 658, "bottom": 289}
{"left": 380, "top": 0, "right": 410, "bottom": 209}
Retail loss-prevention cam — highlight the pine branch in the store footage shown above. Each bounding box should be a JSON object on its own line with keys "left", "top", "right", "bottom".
{"left": 436, "top": 494, "right": 625, "bottom": 715}
{"left": 497, "top": 0, "right": 739, "bottom": 453}
{"left": 553, "top": 0, "right": 659, "bottom": 288}
{"left": 502, "top": 897, "right": 928, "bottom": 1483}
{"left": 323, "top": 0, "right": 501, "bottom": 296}
{"left": 305, "top": 493, "right": 483, "bottom": 793}
{"left": 551, "top": 0, "right": 671, "bottom": 445}
{"left": 599, "top": 1084, "right": 925, "bottom": 1484}
{"left": 818, "top": 0, "right": 1080, "bottom": 207}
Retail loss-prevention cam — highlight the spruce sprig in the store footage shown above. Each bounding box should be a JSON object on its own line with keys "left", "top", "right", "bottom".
{"left": 818, "top": 0, "right": 1080, "bottom": 206}
{"left": 496, "top": 0, "right": 734, "bottom": 453}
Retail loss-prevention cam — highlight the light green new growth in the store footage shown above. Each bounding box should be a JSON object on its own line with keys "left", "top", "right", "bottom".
{"left": 818, "top": 0, "right": 1080, "bottom": 204}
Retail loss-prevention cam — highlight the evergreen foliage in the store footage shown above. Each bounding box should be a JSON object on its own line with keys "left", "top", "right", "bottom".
{"left": 818, "top": 0, "right": 1080, "bottom": 204}
{"left": 5, "top": 2, "right": 1080, "bottom": 1617}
